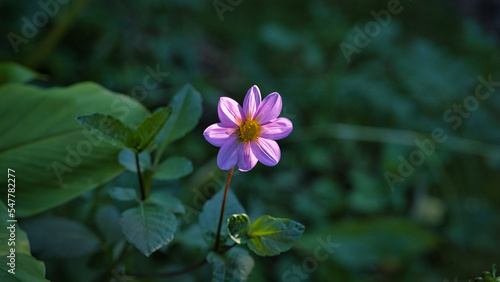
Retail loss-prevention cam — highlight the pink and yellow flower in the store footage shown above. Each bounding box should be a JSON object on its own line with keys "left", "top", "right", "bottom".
{"left": 204, "top": 85, "right": 293, "bottom": 171}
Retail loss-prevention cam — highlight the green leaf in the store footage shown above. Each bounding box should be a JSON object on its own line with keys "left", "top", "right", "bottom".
{"left": 227, "top": 214, "right": 251, "bottom": 244}
{"left": 0, "top": 209, "right": 30, "bottom": 256}
{"left": 134, "top": 107, "right": 172, "bottom": 152}
{"left": 153, "top": 157, "right": 193, "bottom": 180}
{"left": 207, "top": 247, "right": 255, "bottom": 282}
{"left": 120, "top": 204, "right": 177, "bottom": 256}
{"left": 148, "top": 191, "right": 185, "bottom": 214}
{"left": 0, "top": 82, "right": 148, "bottom": 217}
{"left": 176, "top": 224, "right": 209, "bottom": 250}
{"left": 108, "top": 187, "right": 138, "bottom": 201}
{"left": 0, "top": 62, "right": 44, "bottom": 85}
{"left": 0, "top": 255, "right": 48, "bottom": 282}
{"left": 118, "top": 149, "right": 151, "bottom": 172}
{"left": 156, "top": 84, "right": 202, "bottom": 146}
{"left": 199, "top": 189, "right": 245, "bottom": 247}
{"left": 21, "top": 217, "right": 101, "bottom": 258}
{"left": 76, "top": 113, "right": 135, "bottom": 149}
{"left": 0, "top": 201, "right": 48, "bottom": 281}
{"left": 247, "top": 215, "right": 304, "bottom": 256}
{"left": 207, "top": 251, "right": 226, "bottom": 282}
{"left": 227, "top": 214, "right": 305, "bottom": 257}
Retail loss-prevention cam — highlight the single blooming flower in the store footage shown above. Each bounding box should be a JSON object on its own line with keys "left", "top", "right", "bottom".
{"left": 204, "top": 85, "right": 293, "bottom": 172}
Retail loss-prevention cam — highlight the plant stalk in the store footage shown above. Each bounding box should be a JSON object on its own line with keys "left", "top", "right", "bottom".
{"left": 135, "top": 152, "right": 146, "bottom": 202}
{"left": 213, "top": 167, "right": 235, "bottom": 252}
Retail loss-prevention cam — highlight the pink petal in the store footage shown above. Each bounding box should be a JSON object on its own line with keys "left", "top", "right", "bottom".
{"left": 218, "top": 97, "right": 244, "bottom": 127}
{"left": 238, "top": 142, "right": 258, "bottom": 172}
{"left": 250, "top": 138, "right": 281, "bottom": 167}
{"left": 217, "top": 135, "right": 241, "bottom": 170}
{"left": 243, "top": 85, "right": 261, "bottom": 120}
{"left": 254, "top": 92, "right": 282, "bottom": 124}
{"left": 204, "top": 123, "right": 237, "bottom": 147}
{"left": 260, "top": 118, "right": 293, "bottom": 140}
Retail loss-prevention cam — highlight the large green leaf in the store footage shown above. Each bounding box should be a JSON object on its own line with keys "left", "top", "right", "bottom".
{"left": 207, "top": 247, "right": 255, "bottom": 282}
{"left": 153, "top": 156, "right": 193, "bottom": 180}
{"left": 21, "top": 217, "right": 101, "bottom": 258}
{"left": 133, "top": 107, "right": 172, "bottom": 152}
{"left": 199, "top": 189, "right": 245, "bottom": 247}
{"left": 0, "top": 62, "right": 43, "bottom": 86}
{"left": 0, "top": 201, "right": 48, "bottom": 281}
{"left": 0, "top": 255, "right": 48, "bottom": 282}
{"left": 119, "top": 204, "right": 177, "bottom": 257}
{"left": 0, "top": 82, "right": 149, "bottom": 217}
{"left": 76, "top": 113, "right": 135, "bottom": 149}
{"left": 227, "top": 214, "right": 304, "bottom": 257}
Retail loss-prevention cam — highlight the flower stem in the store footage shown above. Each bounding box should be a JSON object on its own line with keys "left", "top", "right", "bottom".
{"left": 135, "top": 152, "right": 146, "bottom": 202}
{"left": 214, "top": 167, "right": 235, "bottom": 252}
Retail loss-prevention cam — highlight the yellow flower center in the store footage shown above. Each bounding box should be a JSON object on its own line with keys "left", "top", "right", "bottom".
{"left": 238, "top": 119, "right": 261, "bottom": 143}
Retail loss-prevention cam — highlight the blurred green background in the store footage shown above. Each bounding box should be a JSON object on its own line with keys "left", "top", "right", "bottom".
{"left": 1, "top": 0, "right": 500, "bottom": 281}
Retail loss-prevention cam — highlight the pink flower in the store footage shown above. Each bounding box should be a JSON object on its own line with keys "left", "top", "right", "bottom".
{"left": 204, "top": 85, "right": 293, "bottom": 172}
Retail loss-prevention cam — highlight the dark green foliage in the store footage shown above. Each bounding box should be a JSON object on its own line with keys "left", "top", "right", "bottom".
{"left": 0, "top": 0, "right": 499, "bottom": 281}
